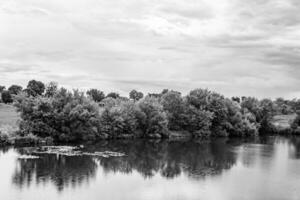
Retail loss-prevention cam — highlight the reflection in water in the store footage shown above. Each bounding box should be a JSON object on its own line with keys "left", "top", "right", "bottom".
{"left": 96, "top": 139, "right": 238, "bottom": 179}
{"left": 1, "top": 136, "right": 300, "bottom": 200}
{"left": 12, "top": 139, "right": 239, "bottom": 190}
{"left": 12, "top": 154, "right": 98, "bottom": 191}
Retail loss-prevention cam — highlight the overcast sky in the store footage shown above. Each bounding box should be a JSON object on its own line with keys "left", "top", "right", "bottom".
{"left": 1, "top": 0, "right": 300, "bottom": 98}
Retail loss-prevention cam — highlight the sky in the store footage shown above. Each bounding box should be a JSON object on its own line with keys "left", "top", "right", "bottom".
{"left": 0, "top": 0, "right": 300, "bottom": 99}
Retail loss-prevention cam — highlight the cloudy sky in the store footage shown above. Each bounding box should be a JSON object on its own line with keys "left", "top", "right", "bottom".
{"left": 0, "top": 0, "right": 300, "bottom": 98}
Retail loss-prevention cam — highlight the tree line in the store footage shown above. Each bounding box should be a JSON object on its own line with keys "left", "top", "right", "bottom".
{"left": 1, "top": 80, "right": 300, "bottom": 142}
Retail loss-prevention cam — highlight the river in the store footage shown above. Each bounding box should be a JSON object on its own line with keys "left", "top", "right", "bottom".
{"left": 0, "top": 136, "right": 299, "bottom": 200}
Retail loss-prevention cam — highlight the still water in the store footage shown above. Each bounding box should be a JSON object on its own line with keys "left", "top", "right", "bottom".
{"left": 1, "top": 136, "right": 300, "bottom": 200}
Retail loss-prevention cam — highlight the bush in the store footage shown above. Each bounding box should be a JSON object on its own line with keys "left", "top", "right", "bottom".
{"left": 1, "top": 90, "right": 13, "bottom": 104}
{"left": 14, "top": 89, "right": 101, "bottom": 142}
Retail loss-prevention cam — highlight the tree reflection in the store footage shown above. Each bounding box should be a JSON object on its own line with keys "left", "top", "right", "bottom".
{"left": 90, "top": 139, "right": 239, "bottom": 179}
{"left": 12, "top": 153, "right": 98, "bottom": 191}
{"left": 12, "top": 138, "right": 241, "bottom": 191}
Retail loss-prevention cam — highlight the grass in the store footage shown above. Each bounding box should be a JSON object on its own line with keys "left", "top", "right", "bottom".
{"left": 0, "top": 103, "right": 19, "bottom": 136}
{"left": 271, "top": 114, "right": 297, "bottom": 129}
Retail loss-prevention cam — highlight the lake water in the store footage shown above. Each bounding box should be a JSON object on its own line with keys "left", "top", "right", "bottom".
{"left": 1, "top": 136, "right": 300, "bottom": 200}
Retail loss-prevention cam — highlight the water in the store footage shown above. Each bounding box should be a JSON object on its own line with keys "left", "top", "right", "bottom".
{"left": 1, "top": 136, "right": 300, "bottom": 200}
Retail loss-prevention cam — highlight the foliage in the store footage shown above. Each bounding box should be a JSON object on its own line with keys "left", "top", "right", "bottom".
{"left": 184, "top": 105, "right": 213, "bottom": 138}
{"left": 87, "top": 89, "right": 105, "bottom": 102}
{"left": 99, "top": 101, "right": 142, "bottom": 138}
{"left": 11, "top": 81, "right": 299, "bottom": 142}
{"left": 138, "top": 97, "right": 169, "bottom": 138}
{"left": 45, "top": 82, "right": 58, "bottom": 97}
{"left": 1, "top": 90, "right": 13, "bottom": 104}
{"left": 26, "top": 80, "right": 45, "bottom": 97}
{"left": 187, "top": 89, "right": 229, "bottom": 136}
{"left": 106, "top": 92, "right": 120, "bottom": 99}
{"left": 14, "top": 89, "right": 101, "bottom": 142}
{"left": 161, "top": 91, "right": 186, "bottom": 130}
{"left": 8, "top": 85, "right": 23, "bottom": 95}
{"left": 0, "top": 86, "right": 5, "bottom": 93}
{"left": 129, "top": 90, "right": 144, "bottom": 102}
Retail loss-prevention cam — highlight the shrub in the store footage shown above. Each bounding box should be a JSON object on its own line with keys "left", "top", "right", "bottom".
{"left": 1, "top": 90, "right": 13, "bottom": 104}
{"left": 14, "top": 89, "right": 101, "bottom": 142}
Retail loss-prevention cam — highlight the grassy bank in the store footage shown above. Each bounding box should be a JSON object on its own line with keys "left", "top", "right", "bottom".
{"left": 0, "top": 104, "right": 53, "bottom": 146}
{"left": 0, "top": 103, "right": 19, "bottom": 136}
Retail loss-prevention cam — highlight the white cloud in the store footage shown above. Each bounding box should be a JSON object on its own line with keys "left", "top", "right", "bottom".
{"left": 0, "top": 0, "right": 299, "bottom": 98}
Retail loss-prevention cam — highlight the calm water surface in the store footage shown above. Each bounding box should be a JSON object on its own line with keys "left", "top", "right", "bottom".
{"left": 1, "top": 136, "right": 300, "bottom": 200}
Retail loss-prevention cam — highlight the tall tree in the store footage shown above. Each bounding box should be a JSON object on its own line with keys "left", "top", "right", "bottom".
{"left": 26, "top": 80, "right": 45, "bottom": 97}
{"left": 129, "top": 90, "right": 144, "bottom": 102}
{"left": 8, "top": 85, "right": 23, "bottom": 95}
{"left": 87, "top": 89, "right": 105, "bottom": 102}
{"left": 45, "top": 82, "right": 58, "bottom": 97}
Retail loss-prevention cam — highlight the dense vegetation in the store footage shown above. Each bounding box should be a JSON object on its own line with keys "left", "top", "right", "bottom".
{"left": 1, "top": 80, "right": 300, "bottom": 143}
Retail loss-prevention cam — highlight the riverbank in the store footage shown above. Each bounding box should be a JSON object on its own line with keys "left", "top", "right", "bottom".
{"left": 0, "top": 104, "right": 53, "bottom": 146}
{"left": 1, "top": 102, "right": 300, "bottom": 147}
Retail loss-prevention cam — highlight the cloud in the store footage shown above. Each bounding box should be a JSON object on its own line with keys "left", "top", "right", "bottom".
{"left": 0, "top": 0, "right": 299, "bottom": 98}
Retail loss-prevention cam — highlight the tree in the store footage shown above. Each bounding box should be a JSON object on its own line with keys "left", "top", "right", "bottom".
{"left": 187, "top": 89, "right": 230, "bottom": 136}
{"left": 87, "top": 89, "right": 105, "bottom": 102}
{"left": 8, "top": 85, "right": 23, "bottom": 95}
{"left": 0, "top": 86, "right": 5, "bottom": 93}
{"left": 45, "top": 82, "right": 58, "bottom": 97}
{"left": 138, "top": 97, "right": 169, "bottom": 138}
{"left": 129, "top": 90, "right": 144, "bottom": 102}
{"left": 14, "top": 89, "right": 101, "bottom": 142}
{"left": 106, "top": 92, "right": 120, "bottom": 99}
{"left": 161, "top": 91, "right": 186, "bottom": 130}
{"left": 231, "top": 97, "right": 240, "bottom": 103}
{"left": 26, "top": 80, "right": 45, "bottom": 97}
{"left": 184, "top": 105, "right": 213, "bottom": 138}
{"left": 1, "top": 90, "right": 13, "bottom": 104}
{"left": 99, "top": 101, "right": 142, "bottom": 138}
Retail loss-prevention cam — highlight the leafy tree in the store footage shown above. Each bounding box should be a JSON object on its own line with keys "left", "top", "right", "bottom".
{"left": 161, "top": 91, "right": 186, "bottom": 130}
{"left": 187, "top": 89, "right": 230, "bottom": 136}
{"left": 45, "top": 82, "right": 58, "bottom": 97}
{"left": 1, "top": 90, "right": 13, "bottom": 104}
{"left": 99, "top": 101, "right": 143, "bottom": 138}
{"left": 14, "top": 89, "right": 101, "bottom": 142}
{"left": 129, "top": 90, "right": 144, "bottom": 102}
{"left": 241, "top": 97, "right": 261, "bottom": 121}
{"left": 231, "top": 97, "right": 240, "bottom": 103}
{"left": 184, "top": 105, "right": 213, "bottom": 137}
{"left": 224, "top": 99, "right": 259, "bottom": 137}
{"left": 8, "top": 85, "right": 23, "bottom": 95}
{"left": 106, "top": 92, "right": 120, "bottom": 99}
{"left": 87, "top": 89, "right": 105, "bottom": 102}
{"left": 26, "top": 80, "right": 45, "bottom": 97}
{"left": 0, "top": 86, "right": 5, "bottom": 93}
{"left": 138, "top": 97, "right": 169, "bottom": 138}
{"left": 161, "top": 89, "right": 169, "bottom": 95}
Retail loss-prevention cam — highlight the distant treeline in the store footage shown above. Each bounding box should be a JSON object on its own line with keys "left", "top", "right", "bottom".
{"left": 1, "top": 80, "right": 300, "bottom": 142}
